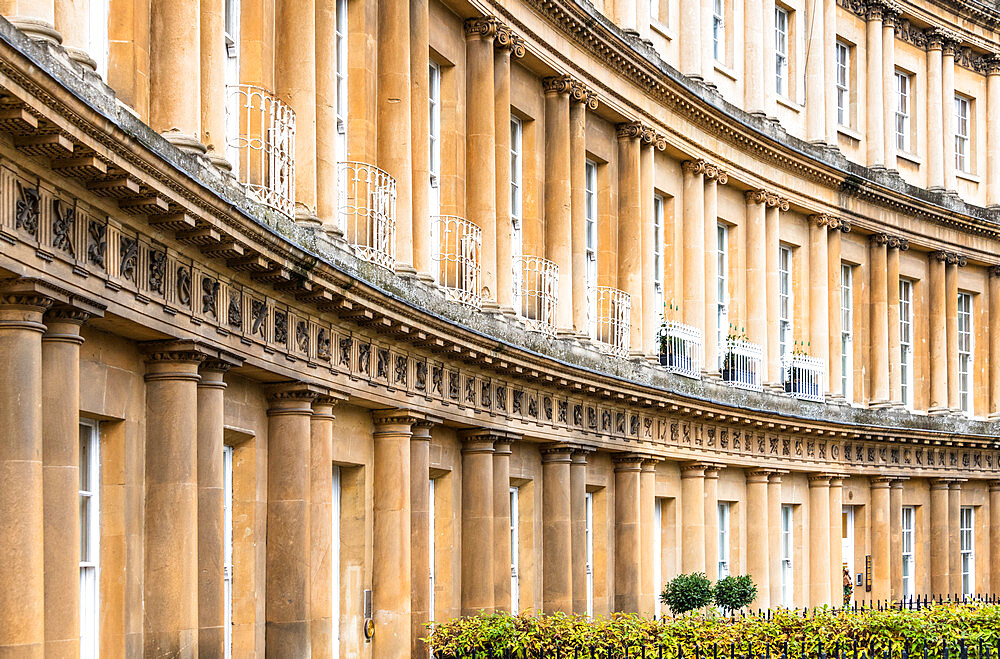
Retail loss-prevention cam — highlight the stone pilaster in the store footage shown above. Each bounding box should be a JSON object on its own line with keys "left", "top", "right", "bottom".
{"left": 865, "top": 1, "right": 885, "bottom": 167}
{"left": 460, "top": 429, "right": 498, "bottom": 614}
{"left": 4, "top": 0, "right": 60, "bottom": 43}
{"left": 942, "top": 36, "right": 959, "bottom": 191}
{"left": 409, "top": 0, "right": 432, "bottom": 278}
{"left": 317, "top": 0, "right": 343, "bottom": 231}
{"left": 703, "top": 166, "right": 727, "bottom": 371}
{"left": 926, "top": 31, "right": 945, "bottom": 190}
{"left": 702, "top": 465, "right": 720, "bottom": 584}
{"left": 765, "top": 194, "right": 788, "bottom": 386}
{"left": 678, "top": 0, "right": 701, "bottom": 78}
{"left": 617, "top": 121, "right": 645, "bottom": 353}
{"left": 826, "top": 220, "right": 846, "bottom": 398}
{"left": 990, "top": 481, "right": 1000, "bottom": 593}
{"left": 945, "top": 254, "right": 966, "bottom": 412}
{"left": 745, "top": 191, "right": 768, "bottom": 365}
{"left": 808, "top": 474, "right": 832, "bottom": 607}
{"left": 887, "top": 236, "right": 909, "bottom": 407}
{"left": 881, "top": 6, "right": 898, "bottom": 169}
{"left": 990, "top": 266, "right": 1000, "bottom": 418}
{"left": 767, "top": 472, "right": 784, "bottom": 606}
{"left": 804, "top": 0, "right": 826, "bottom": 143}
{"left": 639, "top": 458, "right": 659, "bottom": 614}
{"left": 809, "top": 215, "right": 831, "bottom": 396}
{"left": 828, "top": 476, "right": 845, "bottom": 605}
{"left": 613, "top": 453, "right": 643, "bottom": 612}
{"left": 889, "top": 478, "right": 904, "bottom": 599}
{"left": 948, "top": 481, "right": 964, "bottom": 594}
{"left": 987, "top": 56, "right": 1000, "bottom": 206}
{"left": 541, "top": 443, "right": 573, "bottom": 613}
{"left": 150, "top": 0, "right": 206, "bottom": 154}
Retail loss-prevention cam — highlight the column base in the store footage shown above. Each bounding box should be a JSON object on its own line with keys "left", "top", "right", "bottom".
{"left": 826, "top": 392, "right": 849, "bottom": 406}
{"left": 206, "top": 149, "right": 233, "bottom": 173}
{"left": 415, "top": 272, "right": 436, "bottom": 284}
{"left": 555, "top": 328, "right": 578, "bottom": 340}
{"left": 927, "top": 406, "right": 950, "bottom": 417}
{"left": 702, "top": 369, "right": 720, "bottom": 380}
{"left": 294, "top": 207, "right": 322, "bottom": 227}
{"left": 64, "top": 47, "right": 98, "bottom": 72}
{"left": 393, "top": 263, "right": 418, "bottom": 279}
{"left": 324, "top": 223, "right": 345, "bottom": 241}
{"left": 9, "top": 17, "right": 61, "bottom": 44}
{"left": 161, "top": 130, "right": 208, "bottom": 156}
{"left": 497, "top": 305, "right": 518, "bottom": 319}
{"left": 868, "top": 399, "right": 893, "bottom": 409}
{"left": 481, "top": 300, "right": 502, "bottom": 315}
{"left": 987, "top": 411, "right": 1000, "bottom": 420}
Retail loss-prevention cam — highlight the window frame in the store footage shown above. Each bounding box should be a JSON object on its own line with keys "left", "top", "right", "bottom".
{"left": 334, "top": 0, "right": 349, "bottom": 165}
{"left": 895, "top": 70, "right": 911, "bottom": 153}
{"left": 717, "top": 224, "right": 729, "bottom": 370}
{"left": 510, "top": 116, "right": 523, "bottom": 258}
{"left": 960, "top": 506, "right": 975, "bottom": 596}
{"left": 899, "top": 278, "right": 913, "bottom": 408}
{"left": 774, "top": 6, "right": 790, "bottom": 98}
{"left": 955, "top": 95, "right": 971, "bottom": 174}
{"left": 79, "top": 419, "right": 101, "bottom": 659}
{"left": 958, "top": 291, "right": 973, "bottom": 414}
{"left": 332, "top": 465, "right": 343, "bottom": 659}
{"left": 778, "top": 245, "right": 793, "bottom": 363}
{"left": 901, "top": 505, "right": 915, "bottom": 600}
{"left": 840, "top": 263, "right": 853, "bottom": 402}
{"left": 428, "top": 60, "right": 442, "bottom": 216}
{"left": 585, "top": 491, "right": 594, "bottom": 617}
{"left": 835, "top": 41, "right": 850, "bottom": 127}
{"left": 713, "top": 0, "right": 726, "bottom": 62}
{"left": 510, "top": 486, "right": 520, "bottom": 613}
{"left": 780, "top": 504, "right": 794, "bottom": 607}
{"left": 653, "top": 195, "right": 665, "bottom": 325}
{"left": 717, "top": 502, "right": 731, "bottom": 579}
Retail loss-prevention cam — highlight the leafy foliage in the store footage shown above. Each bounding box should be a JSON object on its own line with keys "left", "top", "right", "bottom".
{"left": 660, "top": 573, "right": 715, "bottom": 615}
{"left": 713, "top": 574, "right": 758, "bottom": 613}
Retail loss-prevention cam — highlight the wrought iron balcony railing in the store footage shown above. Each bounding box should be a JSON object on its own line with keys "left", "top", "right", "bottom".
{"left": 432, "top": 215, "right": 482, "bottom": 308}
{"left": 225, "top": 84, "right": 295, "bottom": 218}
{"left": 783, "top": 354, "right": 825, "bottom": 402}
{"left": 721, "top": 338, "right": 763, "bottom": 391}
{"left": 513, "top": 255, "right": 558, "bottom": 335}
{"left": 338, "top": 161, "right": 396, "bottom": 270}
{"left": 587, "top": 286, "right": 631, "bottom": 358}
{"left": 658, "top": 320, "right": 702, "bottom": 379}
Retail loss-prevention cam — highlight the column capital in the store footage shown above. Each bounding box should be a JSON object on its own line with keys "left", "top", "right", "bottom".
{"left": 765, "top": 193, "right": 789, "bottom": 211}
{"left": 864, "top": 0, "right": 886, "bottom": 22}
{"left": 828, "top": 474, "right": 848, "bottom": 487}
{"left": 988, "top": 265, "right": 1000, "bottom": 278}
{"left": 988, "top": 480, "right": 1000, "bottom": 492}
{"left": 768, "top": 471, "right": 786, "bottom": 485}
{"left": 492, "top": 431, "right": 521, "bottom": 455}
{"left": 569, "top": 81, "right": 599, "bottom": 110}
{"left": 704, "top": 163, "right": 728, "bottom": 184}
{"left": 540, "top": 442, "right": 576, "bottom": 462}
{"left": 615, "top": 121, "right": 646, "bottom": 141}
{"left": 200, "top": 349, "right": 245, "bottom": 375}
{"left": 464, "top": 15, "right": 499, "bottom": 40}
{"left": 926, "top": 28, "right": 949, "bottom": 51}
{"left": 42, "top": 297, "right": 104, "bottom": 342}
{"left": 889, "top": 478, "right": 907, "bottom": 490}
{"left": 745, "top": 469, "right": 774, "bottom": 484}
{"left": 494, "top": 24, "right": 526, "bottom": 58}
{"left": 941, "top": 35, "right": 962, "bottom": 58}
{"left": 809, "top": 213, "right": 836, "bottom": 228}
{"left": 930, "top": 477, "right": 958, "bottom": 490}
{"left": 612, "top": 452, "right": 646, "bottom": 470}
{"left": 542, "top": 75, "right": 575, "bottom": 95}
{"left": 0, "top": 276, "right": 59, "bottom": 316}
{"left": 140, "top": 339, "right": 210, "bottom": 364}
{"left": 682, "top": 159, "right": 708, "bottom": 176}
{"left": 266, "top": 381, "right": 328, "bottom": 415}
{"left": 881, "top": 3, "right": 900, "bottom": 27}
{"left": 983, "top": 55, "right": 1000, "bottom": 76}
{"left": 744, "top": 188, "right": 769, "bottom": 205}
{"left": 571, "top": 447, "right": 595, "bottom": 465}
{"left": 886, "top": 235, "right": 909, "bottom": 251}
{"left": 870, "top": 475, "right": 894, "bottom": 488}
{"left": 808, "top": 473, "right": 833, "bottom": 487}
{"left": 372, "top": 408, "right": 425, "bottom": 431}
{"left": 946, "top": 252, "right": 968, "bottom": 267}
{"left": 869, "top": 232, "right": 890, "bottom": 247}
{"left": 680, "top": 461, "right": 714, "bottom": 478}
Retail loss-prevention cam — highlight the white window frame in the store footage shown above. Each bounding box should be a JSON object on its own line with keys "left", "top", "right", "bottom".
{"left": 79, "top": 419, "right": 100, "bottom": 659}
{"left": 510, "top": 116, "right": 523, "bottom": 262}
{"left": 89, "top": 0, "right": 110, "bottom": 80}
{"left": 223, "top": 445, "right": 234, "bottom": 659}
{"left": 841, "top": 505, "right": 855, "bottom": 599}
{"left": 717, "top": 224, "right": 729, "bottom": 370}
{"left": 332, "top": 465, "right": 342, "bottom": 659}
{"left": 895, "top": 71, "right": 911, "bottom": 153}
{"left": 510, "top": 486, "right": 520, "bottom": 613}
{"left": 899, "top": 279, "right": 913, "bottom": 408}
{"left": 653, "top": 497, "right": 662, "bottom": 617}
{"left": 712, "top": 0, "right": 725, "bottom": 62}
{"left": 781, "top": 504, "right": 793, "bottom": 607}
{"left": 653, "top": 195, "right": 665, "bottom": 326}
{"left": 334, "top": 0, "right": 349, "bottom": 166}
{"left": 955, "top": 95, "right": 971, "bottom": 173}
{"left": 223, "top": 0, "right": 241, "bottom": 166}
{"left": 835, "top": 41, "right": 850, "bottom": 127}
{"left": 774, "top": 7, "right": 790, "bottom": 98}
{"left": 717, "top": 502, "right": 731, "bottom": 579}
{"left": 585, "top": 491, "right": 594, "bottom": 617}
{"left": 958, "top": 292, "right": 973, "bottom": 414}
{"left": 960, "top": 506, "right": 975, "bottom": 596}
{"left": 428, "top": 61, "right": 442, "bottom": 217}
{"left": 840, "top": 264, "right": 853, "bottom": 402}
{"left": 778, "top": 245, "right": 793, "bottom": 362}
{"left": 585, "top": 160, "right": 598, "bottom": 330}
{"left": 901, "top": 505, "right": 915, "bottom": 600}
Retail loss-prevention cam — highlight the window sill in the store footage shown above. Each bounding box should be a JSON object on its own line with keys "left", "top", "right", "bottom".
{"left": 956, "top": 170, "right": 981, "bottom": 184}
{"left": 650, "top": 20, "right": 673, "bottom": 41}
{"left": 776, "top": 95, "right": 802, "bottom": 113}
{"left": 713, "top": 61, "right": 737, "bottom": 82}
{"left": 837, "top": 125, "right": 862, "bottom": 142}
{"left": 897, "top": 150, "right": 922, "bottom": 166}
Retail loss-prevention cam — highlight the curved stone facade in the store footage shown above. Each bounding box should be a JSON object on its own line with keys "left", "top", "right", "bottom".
{"left": 0, "top": 0, "right": 999, "bottom": 656}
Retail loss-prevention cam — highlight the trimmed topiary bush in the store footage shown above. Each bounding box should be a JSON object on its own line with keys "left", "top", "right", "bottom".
{"left": 713, "top": 574, "right": 757, "bottom": 613}
{"left": 659, "top": 572, "right": 714, "bottom": 615}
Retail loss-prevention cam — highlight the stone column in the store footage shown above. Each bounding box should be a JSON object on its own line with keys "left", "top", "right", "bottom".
{"left": 460, "top": 429, "right": 497, "bottom": 614}
{"left": 930, "top": 479, "right": 951, "bottom": 595}
{"left": 371, "top": 409, "right": 421, "bottom": 657}
{"left": 311, "top": 396, "right": 342, "bottom": 659}
{"left": 824, "top": 0, "right": 838, "bottom": 146}
{"left": 703, "top": 166, "right": 726, "bottom": 372}
{"left": 887, "top": 238, "right": 907, "bottom": 407}
{"left": 743, "top": 0, "right": 765, "bottom": 115}
{"left": 768, "top": 472, "right": 784, "bottom": 606}
{"left": 680, "top": 463, "right": 706, "bottom": 574}
{"left": 570, "top": 86, "right": 595, "bottom": 336}
{"left": 617, "top": 122, "right": 644, "bottom": 353}
{"left": 869, "top": 234, "right": 890, "bottom": 406}
{"left": 882, "top": 8, "right": 897, "bottom": 170}
{"left": 613, "top": 454, "right": 643, "bottom": 612}
{"left": 829, "top": 476, "right": 844, "bottom": 606}
{"left": 409, "top": 0, "right": 432, "bottom": 278}
{"left": 804, "top": 0, "right": 826, "bottom": 143}
{"left": 639, "top": 458, "right": 658, "bottom": 615}
{"left": 640, "top": 140, "right": 656, "bottom": 353}
{"left": 745, "top": 191, "right": 768, "bottom": 364}
{"left": 987, "top": 57, "right": 1000, "bottom": 206}
{"left": 55, "top": 0, "right": 96, "bottom": 69}
{"left": 466, "top": 18, "right": 498, "bottom": 305}
{"left": 926, "top": 32, "right": 945, "bottom": 190}
{"left": 42, "top": 303, "right": 94, "bottom": 656}
{"left": 864, "top": 3, "right": 884, "bottom": 168}
{"left": 199, "top": 0, "right": 229, "bottom": 169}
{"left": 570, "top": 449, "right": 591, "bottom": 615}
{"left": 943, "top": 37, "right": 958, "bottom": 192}
{"left": 410, "top": 420, "right": 435, "bottom": 658}
{"left": 198, "top": 359, "right": 239, "bottom": 656}
{"left": 889, "top": 479, "right": 904, "bottom": 599}
{"left": 150, "top": 0, "right": 205, "bottom": 154}
{"left": 2, "top": 0, "right": 58, "bottom": 42}
{"left": 141, "top": 341, "right": 206, "bottom": 656}
{"left": 703, "top": 466, "right": 720, "bottom": 584}
{"left": 317, "top": 0, "right": 343, "bottom": 232}
{"left": 541, "top": 445, "right": 573, "bottom": 613}
{"left": 827, "top": 220, "right": 848, "bottom": 398}
{"left": 990, "top": 267, "right": 1000, "bottom": 418}
{"left": 809, "top": 216, "right": 830, "bottom": 395}
{"left": 765, "top": 196, "right": 785, "bottom": 385}
{"left": 265, "top": 383, "right": 321, "bottom": 656}
{"left": 682, "top": 160, "right": 706, "bottom": 334}
{"left": 746, "top": 470, "right": 771, "bottom": 610}
{"left": 990, "top": 481, "right": 1000, "bottom": 593}
{"left": 870, "top": 476, "right": 891, "bottom": 601}
{"left": 378, "top": 0, "right": 413, "bottom": 267}
{"left": 679, "top": 0, "right": 701, "bottom": 79}
{"left": 948, "top": 481, "right": 963, "bottom": 595}
{"left": 613, "top": 0, "right": 637, "bottom": 32}
{"left": 929, "top": 252, "right": 949, "bottom": 413}
{"left": 946, "top": 255, "right": 965, "bottom": 412}
{"left": 809, "top": 475, "right": 832, "bottom": 607}
{"left": 494, "top": 30, "right": 525, "bottom": 311}
{"left": 492, "top": 433, "right": 518, "bottom": 613}
{"left": 544, "top": 76, "right": 573, "bottom": 332}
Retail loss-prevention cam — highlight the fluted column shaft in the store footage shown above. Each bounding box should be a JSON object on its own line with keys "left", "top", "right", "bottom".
{"left": 990, "top": 269, "right": 1000, "bottom": 418}
{"left": 703, "top": 467, "right": 719, "bottom": 584}
{"left": 869, "top": 236, "right": 889, "bottom": 405}
{"left": 948, "top": 482, "right": 963, "bottom": 595}
{"left": 613, "top": 455, "right": 642, "bottom": 612}
{"left": 809, "top": 476, "right": 831, "bottom": 607}
{"left": 865, "top": 6, "right": 884, "bottom": 167}
{"left": 493, "top": 436, "right": 515, "bottom": 613}
{"left": 542, "top": 446, "right": 573, "bottom": 613}
{"left": 946, "top": 260, "right": 960, "bottom": 411}
{"left": 767, "top": 473, "right": 783, "bottom": 606}
{"left": 680, "top": 464, "right": 706, "bottom": 574}
{"left": 887, "top": 243, "right": 902, "bottom": 406}
{"left": 617, "top": 125, "right": 643, "bottom": 352}
{"left": 927, "top": 38, "right": 945, "bottom": 190}
{"left": 410, "top": 0, "right": 432, "bottom": 277}
{"left": 988, "top": 61, "right": 1000, "bottom": 205}
{"left": 142, "top": 343, "right": 205, "bottom": 656}
{"left": 943, "top": 41, "right": 957, "bottom": 191}
{"left": 570, "top": 95, "right": 589, "bottom": 336}
{"left": 461, "top": 431, "right": 496, "bottom": 614}
{"left": 930, "top": 479, "right": 951, "bottom": 594}
{"left": 639, "top": 459, "right": 657, "bottom": 615}
{"left": 466, "top": 21, "right": 498, "bottom": 304}
{"left": 198, "top": 363, "right": 233, "bottom": 656}
{"left": 882, "top": 12, "right": 897, "bottom": 169}
{"left": 55, "top": 0, "right": 96, "bottom": 69}
{"left": 870, "top": 477, "right": 891, "bottom": 601}
{"left": 746, "top": 471, "right": 770, "bottom": 610}
{"left": 545, "top": 78, "right": 572, "bottom": 331}
{"left": 889, "top": 480, "right": 903, "bottom": 599}
{"left": 990, "top": 481, "right": 1000, "bottom": 593}
{"left": 827, "top": 225, "right": 844, "bottom": 397}
{"left": 809, "top": 217, "right": 829, "bottom": 394}
{"left": 371, "top": 410, "right": 419, "bottom": 657}
{"left": 41, "top": 307, "right": 89, "bottom": 656}
{"left": 640, "top": 143, "right": 656, "bottom": 353}
{"left": 570, "top": 450, "right": 590, "bottom": 615}
{"left": 679, "top": 0, "right": 701, "bottom": 78}
{"left": 410, "top": 421, "right": 433, "bottom": 657}
{"left": 829, "top": 477, "right": 844, "bottom": 606}
{"left": 494, "top": 43, "right": 515, "bottom": 311}
{"left": 929, "top": 253, "right": 949, "bottom": 412}
{"left": 745, "top": 193, "right": 767, "bottom": 362}
{"left": 682, "top": 161, "right": 705, "bottom": 333}
{"left": 200, "top": 0, "right": 228, "bottom": 168}
{"left": 311, "top": 398, "right": 338, "bottom": 659}
{"left": 765, "top": 203, "right": 781, "bottom": 384}
{"left": 150, "top": 0, "right": 204, "bottom": 154}
{"left": 804, "top": 0, "right": 826, "bottom": 142}
{"left": 703, "top": 173, "right": 720, "bottom": 371}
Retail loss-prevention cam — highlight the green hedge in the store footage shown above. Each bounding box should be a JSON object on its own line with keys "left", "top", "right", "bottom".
{"left": 425, "top": 604, "right": 1000, "bottom": 657}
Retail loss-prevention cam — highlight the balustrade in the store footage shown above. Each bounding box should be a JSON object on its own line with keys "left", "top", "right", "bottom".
{"left": 513, "top": 255, "right": 559, "bottom": 335}
{"left": 338, "top": 161, "right": 397, "bottom": 270}
{"left": 721, "top": 339, "right": 764, "bottom": 391}
{"left": 587, "top": 286, "right": 631, "bottom": 358}
{"left": 658, "top": 321, "right": 703, "bottom": 379}
{"left": 783, "top": 354, "right": 825, "bottom": 402}
{"left": 432, "top": 215, "right": 482, "bottom": 308}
